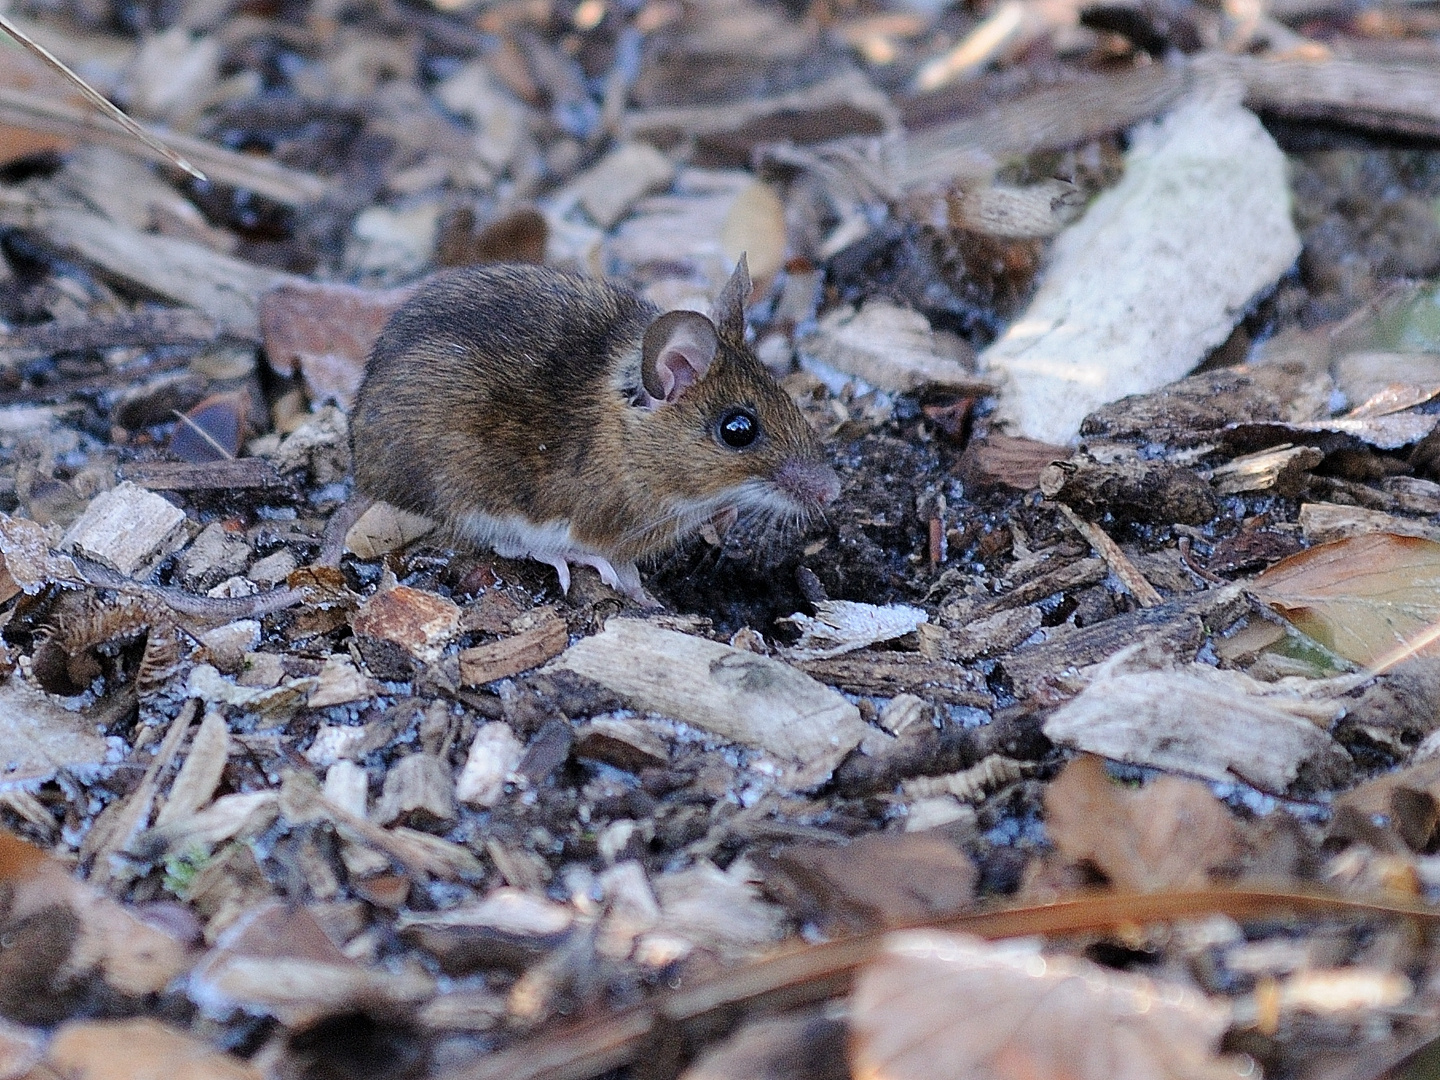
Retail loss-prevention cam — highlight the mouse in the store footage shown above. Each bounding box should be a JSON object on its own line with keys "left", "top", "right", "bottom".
{"left": 349, "top": 256, "right": 841, "bottom": 601}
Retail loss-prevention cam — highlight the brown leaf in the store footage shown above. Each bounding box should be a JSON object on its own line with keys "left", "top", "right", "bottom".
{"left": 850, "top": 931, "right": 1245, "bottom": 1080}
{"left": 1251, "top": 532, "right": 1440, "bottom": 666}
{"left": 956, "top": 433, "right": 1067, "bottom": 491}
{"left": 258, "top": 281, "right": 414, "bottom": 409}
{"left": 758, "top": 832, "right": 976, "bottom": 933}
{"left": 45, "top": 1017, "right": 260, "bottom": 1080}
{"left": 168, "top": 393, "right": 250, "bottom": 464}
{"left": 1043, "top": 755, "right": 1241, "bottom": 890}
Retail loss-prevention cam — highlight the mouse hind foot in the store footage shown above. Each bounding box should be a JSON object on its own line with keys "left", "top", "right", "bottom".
{"left": 537, "top": 552, "right": 651, "bottom": 603}
{"left": 457, "top": 511, "right": 654, "bottom": 604}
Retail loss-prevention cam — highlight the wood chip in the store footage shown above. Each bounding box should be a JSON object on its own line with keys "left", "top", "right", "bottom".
{"left": 61, "top": 481, "right": 187, "bottom": 575}
{"left": 0, "top": 188, "right": 296, "bottom": 337}
{"left": 1211, "top": 444, "right": 1325, "bottom": 496}
{"left": 793, "top": 652, "right": 994, "bottom": 707}
{"left": 323, "top": 760, "right": 369, "bottom": 817}
{"left": 0, "top": 677, "right": 114, "bottom": 787}
{"left": 456, "top": 722, "right": 524, "bottom": 807}
{"left": 1299, "top": 502, "right": 1440, "bottom": 544}
{"left": 459, "top": 611, "right": 569, "bottom": 686}
{"left": 45, "top": 1017, "right": 260, "bottom": 1080}
{"left": 901, "top": 66, "right": 1187, "bottom": 188}
{"left": 1043, "top": 658, "right": 1352, "bottom": 793}
{"left": 118, "top": 458, "right": 283, "bottom": 491}
{"left": 0, "top": 307, "right": 218, "bottom": 367}
{"left": 1230, "top": 54, "right": 1440, "bottom": 140}
{"left": 624, "top": 70, "right": 897, "bottom": 156}
{"left": 1055, "top": 505, "right": 1162, "bottom": 607}
{"left": 981, "top": 85, "right": 1300, "bottom": 443}
{"left": 192, "top": 900, "right": 432, "bottom": 1025}
{"left": 154, "top": 708, "right": 230, "bottom": 828}
{"left": 374, "top": 753, "right": 457, "bottom": 828}
{"left": 573, "top": 718, "right": 670, "bottom": 773}
{"left": 956, "top": 434, "right": 1068, "bottom": 491}
{"left": 552, "top": 619, "right": 869, "bottom": 788}
{"left": 559, "top": 142, "right": 675, "bottom": 228}
{"left": 782, "top": 600, "right": 929, "bottom": 659}
{"left": 396, "top": 888, "right": 574, "bottom": 975}
{"left": 801, "top": 300, "right": 985, "bottom": 393}
{"left": 307, "top": 656, "right": 375, "bottom": 708}
{"left": 352, "top": 585, "right": 461, "bottom": 663}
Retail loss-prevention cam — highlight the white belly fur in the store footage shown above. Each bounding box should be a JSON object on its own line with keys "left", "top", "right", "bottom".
{"left": 456, "top": 510, "right": 597, "bottom": 563}
{"left": 454, "top": 509, "right": 644, "bottom": 599}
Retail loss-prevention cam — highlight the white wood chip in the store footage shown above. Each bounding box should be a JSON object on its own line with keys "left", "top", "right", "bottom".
{"left": 396, "top": 887, "right": 574, "bottom": 937}
{"left": 0, "top": 678, "right": 112, "bottom": 786}
{"left": 141, "top": 791, "right": 279, "bottom": 852}
{"left": 982, "top": 83, "right": 1301, "bottom": 443}
{"left": 324, "top": 760, "right": 369, "bottom": 818}
{"left": 644, "top": 862, "right": 786, "bottom": 961}
{"left": 456, "top": 722, "right": 523, "bottom": 807}
{"left": 1043, "top": 660, "right": 1352, "bottom": 793}
{"left": 801, "top": 300, "right": 980, "bottom": 393}
{"left": 344, "top": 501, "right": 437, "bottom": 559}
{"left": 154, "top": 708, "right": 229, "bottom": 827}
{"left": 558, "top": 142, "right": 675, "bottom": 228}
{"left": 374, "top": 753, "right": 456, "bottom": 826}
{"left": 550, "top": 620, "right": 868, "bottom": 789}
{"left": 198, "top": 619, "right": 261, "bottom": 673}
{"left": 61, "top": 481, "right": 187, "bottom": 575}
{"left": 782, "top": 600, "right": 929, "bottom": 659}
{"left": 307, "top": 656, "right": 375, "bottom": 708}
{"left": 305, "top": 724, "right": 369, "bottom": 767}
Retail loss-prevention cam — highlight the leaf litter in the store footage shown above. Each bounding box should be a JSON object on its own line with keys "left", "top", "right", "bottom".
{"left": 9, "top": 0, "right": 1440, "bottom": 1076}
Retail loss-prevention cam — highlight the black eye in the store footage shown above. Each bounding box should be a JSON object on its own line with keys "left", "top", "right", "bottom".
{"left": 717, "top": 407, "right": 759, "bottom": 449}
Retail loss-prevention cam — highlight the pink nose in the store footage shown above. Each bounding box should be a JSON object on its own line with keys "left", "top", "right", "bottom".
{"left": 776, "top": 459, "right": 841, "bottom": 507}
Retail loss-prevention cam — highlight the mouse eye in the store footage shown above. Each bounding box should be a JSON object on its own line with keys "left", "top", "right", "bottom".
{"left": 717, "top": 407, "right": 759, "bottom": 449}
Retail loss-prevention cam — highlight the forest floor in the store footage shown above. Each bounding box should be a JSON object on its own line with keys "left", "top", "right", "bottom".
{"left": 5, "top": 0, "right": 1440, "bottom": 1078}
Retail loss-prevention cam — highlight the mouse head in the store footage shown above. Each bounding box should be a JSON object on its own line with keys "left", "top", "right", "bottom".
{"left": 626, "top": 257, "right": 840, "bottom": 547}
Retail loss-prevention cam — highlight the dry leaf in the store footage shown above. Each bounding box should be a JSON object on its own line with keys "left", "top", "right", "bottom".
{"left": 1044, "top": 755, "right": 1241, "bottom": 890}
{"left": 46, "top": 1017, "right": 259, "bottom": 1080}
{"left": 258, "top": 281, "right": 414, "bottom": 409}
{"left": 781, "top": 600, "right": 928, "bottom": 659}
{"left": 759, "top": 832, "right": 976, "bottom": 932}
{"left": 850, "top": 932, "right": 1246, "bottom": 1080}
{"left": 344, "top": 501, "right": 437, "bottom": 559}
{"left": 720, "top": 180, "right": 786, "bottom": 286}
{"left": 1251, "top": 532, "right": 1440, "bottom": 666}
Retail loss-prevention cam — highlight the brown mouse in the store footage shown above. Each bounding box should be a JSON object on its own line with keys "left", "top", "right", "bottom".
{"left": 350, "top": 256, "right": 840, "bottom": 600}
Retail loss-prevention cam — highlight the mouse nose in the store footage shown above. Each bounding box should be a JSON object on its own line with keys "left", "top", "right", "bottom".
{"left": 776, "top": 459, "right": 841, "bottom": 508}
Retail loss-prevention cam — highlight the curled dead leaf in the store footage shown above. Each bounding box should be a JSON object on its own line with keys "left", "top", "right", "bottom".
{"left": 1251, "top": 532, "right": 1440, "bottom": 667}
{"left": 1043, "top": 755, "right": 1241, "bottom": 890}
{"left": 850, "top": 931, "right": 1247, "bottom": 1080}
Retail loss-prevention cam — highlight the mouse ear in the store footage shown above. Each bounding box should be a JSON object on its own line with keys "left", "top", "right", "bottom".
{"left": 714, "top": 254, "right": 751, "bottom": 340}
{"left": 641, "top": 310, "right": 719, "bottom": 404}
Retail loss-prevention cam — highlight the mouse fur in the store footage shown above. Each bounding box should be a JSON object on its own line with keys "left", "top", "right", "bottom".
{"left": 350, "top": 258, "right": 839, "bottom": 599}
